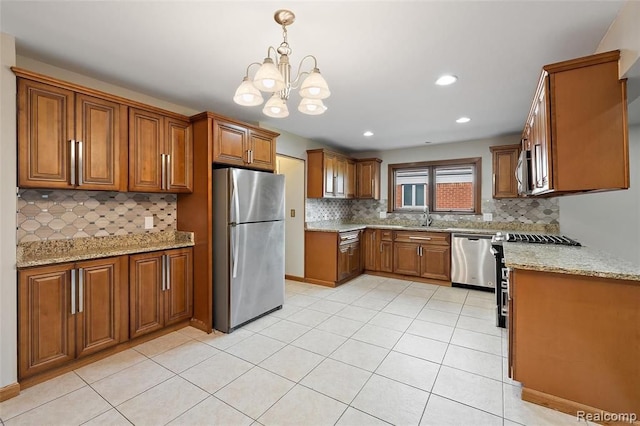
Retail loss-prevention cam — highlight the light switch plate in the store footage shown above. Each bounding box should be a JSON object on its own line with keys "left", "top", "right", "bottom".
{"left": 290, "top": 209, "right": 296, "bottom": 218}
{"left": 379, "top": 211, "right": 387, "bottom": 219}
{"left": 483, "top": 213, "right": 493, "bottom": 222}
{"left": 144, "top": 216, "right": 154, "bottom": 229}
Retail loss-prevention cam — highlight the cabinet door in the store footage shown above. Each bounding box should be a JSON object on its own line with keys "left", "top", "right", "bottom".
{"left": 164, "top": 248, "right": 193, "bottom": 326}
{"left": 129, "top": 252, "right": 164, "bottom": 338}
{"left": 18, "top": 79, "right": 75, "bottom": 189}
{"left": 334, "top": 157, "right": 347, "bottom": 198}
{"left": 75, "top": 257, "right": 125, "bottom": 358}
{"left": 324, "top": 154, "right": 336, "bottom": 197}
{"left": 75, "top": 94, "right": 127, "bottom": 191}
{"left": 346, "top": 160, "right": 356, "bottom": 199}
{"left": 531, "top": 79, "right": 551, "bottom": 193}
{"left": 213, "top": 120, "right": 247, "bottom": 166}
{"left": 129, "top": 108, "right": 164, "bottom": 192}
{"left": 363, "top": 229, "right": 378, "bottom": 271}
{"left": 420, "top": 245, "right": 451, "bottom": 281}
{"left": 18, "top": 264, "right": 75, "bottom": 379}
{"left": 356, "top": 161, "right": 380, "bottom": 199}
{"left": 337, "top": 244, "right": 351, "bottom": 281}
{"left": 249, "top": 130, "right": 276, "bottom": 171}
{"left": 380, "top": 241, "right": 393, "bottom": 273}
{"left": 492, "top": 145, "right": 520, "bottom": 198}
{"left": 166, "top": 117, "right": 193, "bottom": 193}
{"left": 393, "top": 242, "right": 421, "bottom": 276}
{"left": 348, "top": 242, "right": 362, "bottom": 277}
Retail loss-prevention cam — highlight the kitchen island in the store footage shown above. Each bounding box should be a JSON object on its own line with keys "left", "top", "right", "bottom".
{"left": 503, "top": 243, "right": 640, "bottom": 421}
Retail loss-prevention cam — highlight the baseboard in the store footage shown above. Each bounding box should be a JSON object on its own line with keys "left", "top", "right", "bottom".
{"left": 522, "top": 387, "right": 640, "bottom": 426}
{"left": 0, "top": 382, "right": 20, "bottom": 402}
{"left": 189, "top": 317, "right": 211, "bottom": 333}
{"left": 284, "top": 274, "right": 305, "bottom": 283}
{"left": 303, "top": 277, "right": 336, "bottom": 287}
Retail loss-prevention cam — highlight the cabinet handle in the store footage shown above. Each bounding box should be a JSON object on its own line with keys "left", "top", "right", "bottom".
{"left": 492, "top": 173, "right": 496, "bottom": 191}
{"left": 78, "top": 268, "right": 84, "bottom": 313}
{"left": 249, "top": 150, "right": 254, "bottom": 164}
{"left": 77, "top": 141, "right": 83, "bottom": 186}
{"left": 161, "top": 254, "right": 166, "bottom": 291}
{"left": 409, "top": 236, "right": 431, "bottom": 241}
{"left": 160, "top": 154, "right": 166, "bottom": 190}
{"left": 69, "top": 139, "right": 76, "bottom": 185}
{"left": 70, "top": 269, "right": 76, "bottom": 315}
{"left": 166, "top": 255, "right": 171, "bottom": 290}
{"left": 371, "top": 179, "right": 374, "bottom": 194}
{"left": 416, "top": 246, "right": 420, "bottom": 256}
{"left": 166, "top": 154, "right": 171, "bottom": 190}
{"left": 420, "top": 246, "right": 423, "bottom": 256}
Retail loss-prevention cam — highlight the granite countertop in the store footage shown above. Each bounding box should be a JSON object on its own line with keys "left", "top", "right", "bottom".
{"left": 17, "top": 231, "right": 195, "bottom": 268}
{"left": 504, "top": 243, "right": 640, "bottom": 282}
{"left": 305, "top": 221, "right": 557, "bottom": 235}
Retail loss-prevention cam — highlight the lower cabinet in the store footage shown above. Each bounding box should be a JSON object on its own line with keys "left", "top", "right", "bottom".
{"left": 129, "top": 248, "right": 193, "bottom": 339}
{"left": 305, "top": 230, "right": 362, "bottom": 286}
{"left": 363, "top": 229, "right": 393, "bottom": 273}
{"left": 393, "top": 231, "right": 451, "bottom": 282}
{"left": 18, "top": 256, "right": 128, "bottom": 379}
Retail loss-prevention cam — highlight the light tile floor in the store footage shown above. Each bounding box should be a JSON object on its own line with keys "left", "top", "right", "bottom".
{"left": 1, "top": 275, "right": 594, "bottom": 425}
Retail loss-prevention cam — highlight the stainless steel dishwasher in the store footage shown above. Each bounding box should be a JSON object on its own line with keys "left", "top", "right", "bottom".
{"left": 451, "top": 233, "right": 496, "bottom": 289}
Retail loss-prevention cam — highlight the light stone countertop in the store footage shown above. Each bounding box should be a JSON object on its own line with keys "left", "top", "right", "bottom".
{"left": 17, "top": 231, "right": 195, "bottom": 268}
{"left": 504, "top": 243, "right": 640, "bottom": 282}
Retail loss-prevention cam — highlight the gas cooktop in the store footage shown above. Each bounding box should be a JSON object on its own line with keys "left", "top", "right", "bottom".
{"left": 493, "top": 232, "right": 581, "bottom": 246}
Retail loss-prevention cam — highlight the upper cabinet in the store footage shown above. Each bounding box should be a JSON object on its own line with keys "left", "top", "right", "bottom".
{"left": 355, "top": 158, "right": 382, "bottom": 200}
{"left": 307, "top": 149, "right": 381, "bottom": 199}
{"left": 15, "top": 69, "right": 193, "bottom": 193}
{"left": 129, "top": 108, "right": 193, "bottom": 193}
{"left": 520, "top": 50, "right": 629, "bottom": 196}
{"left": 17, "top": 78, "right": 127, "bottom": 191}
{"left": 490, "top": 144, "right": 521, "bottom": 198}
{"left": 212, "top": 117, "right": 277, "bottom": 171}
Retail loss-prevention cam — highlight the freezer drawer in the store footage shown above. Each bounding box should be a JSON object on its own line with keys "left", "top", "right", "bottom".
{"left": 451, "top": 234, "right": 496, "bottom": 288}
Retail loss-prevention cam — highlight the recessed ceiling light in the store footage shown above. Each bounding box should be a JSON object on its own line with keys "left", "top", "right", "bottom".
{"left": 456, "top": 117, "right": 471, "bottom": 124}
{"left": 435, "top": 75, "right": 458, "bottom": 86}
{"left": 363, "top": 131, "right": 374, "bottom": 137}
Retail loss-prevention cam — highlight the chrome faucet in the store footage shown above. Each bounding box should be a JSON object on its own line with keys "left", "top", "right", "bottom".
{"left": 423, "top": 205, "right": 432, "bottom": 227}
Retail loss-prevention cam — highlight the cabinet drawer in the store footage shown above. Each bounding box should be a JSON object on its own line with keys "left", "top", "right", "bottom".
{"left": 339, "top": 230, "right": 360, "bottom": 245}
{"left": 394, "top": 231, "right": 450, "bottom": 245}
{"left": 380, "top": 230, "right": 393, "bottom": 241}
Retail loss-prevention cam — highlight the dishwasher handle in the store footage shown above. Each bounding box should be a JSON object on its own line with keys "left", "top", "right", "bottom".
{"left": 452, "top": 233, "right": 493, "bottom": 240}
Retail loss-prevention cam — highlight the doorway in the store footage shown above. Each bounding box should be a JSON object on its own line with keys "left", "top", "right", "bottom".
{"left": 276, "top": 155, "right": 305, "bottom": 280}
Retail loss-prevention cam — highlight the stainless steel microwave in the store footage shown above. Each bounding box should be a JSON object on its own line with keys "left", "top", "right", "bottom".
{"left": 516, "top": 149, "right": 532, "bottom": 195}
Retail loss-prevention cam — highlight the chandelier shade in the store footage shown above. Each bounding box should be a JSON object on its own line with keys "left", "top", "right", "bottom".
{"left": 233, "top": 9, "right": 330, "bottom": 118}
{"left": 263, "top": 93, "right": 290, "bottom": 118}
{"left": 299, "top": 68, "right": 331, "bottom": 99}
{"left": 233, "top": 77, "right": 264, "bottom": 106}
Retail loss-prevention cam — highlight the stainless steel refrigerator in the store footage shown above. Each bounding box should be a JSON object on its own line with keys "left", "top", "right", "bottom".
{"left": 212, "top": 168, "right": 285, "bottom": 333}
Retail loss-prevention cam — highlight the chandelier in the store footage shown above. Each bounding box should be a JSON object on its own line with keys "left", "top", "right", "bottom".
{"left": 233, "top": 9, "right": 330, "bottom": 118}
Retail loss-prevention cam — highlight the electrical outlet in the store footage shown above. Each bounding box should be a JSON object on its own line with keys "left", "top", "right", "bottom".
{"left": 323, "top": 213, "right": 329, "bottom": 220}
{"left": 290, "top": 209, "right": 296, "bottom": 218}
{"left": 379, "top": 211, "right": 387, "bottom": 219}
{"left": 144, "top": 216, "right": 154, "bottom": 229}
{"left": 483, "top": 213, "right": 493, "bottom": 222}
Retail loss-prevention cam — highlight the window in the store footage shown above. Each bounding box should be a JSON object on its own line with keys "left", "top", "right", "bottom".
{"left": 388, "top": 157, "right": 481, "bottom": 214}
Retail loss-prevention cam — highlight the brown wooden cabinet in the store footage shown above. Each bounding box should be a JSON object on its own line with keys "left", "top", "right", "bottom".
{"left": 307, "top": 150, "right": 382, "bottom": 199}
{"left": 363, "top": 229, "right": 393, "bottom": 273}
{"left": 304, "top": 230, "right": 362, "bottom": 286}
{"left": 355, "top": 159, "right": 382, "bottom": 199}
{"left": 129, "top": 248, "right": 193, "bottom": 339}
{"left": 212, "top": 118, "right": 277, "bottom": 171}
{"left": 129, "top": 108, "right": 192, "bottom": 193}
{"left": 521, "top": 50, "right": 629, "bottom": 196}
{"left": 17, "top": 78, "right": 127, "bottom": 191}
{"left": 18, "top": 256, "right": 128, "bottom": 379}
{"left": 393, "top": 231, "right": 451, "bottom": 281}
{"left": 490, "top": 144, "right": 521, "bottom": 198}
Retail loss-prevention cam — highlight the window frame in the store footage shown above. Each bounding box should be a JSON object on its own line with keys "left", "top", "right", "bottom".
{"left": 387, "top": 157, "right": 482, "bottom": 214}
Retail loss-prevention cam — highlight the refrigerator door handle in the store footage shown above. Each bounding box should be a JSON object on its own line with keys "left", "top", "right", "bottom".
{"left": 231, "top": 170, "right": 240, "bottom": 278}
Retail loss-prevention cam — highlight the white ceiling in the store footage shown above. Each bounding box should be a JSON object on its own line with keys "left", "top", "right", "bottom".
{"left": 1, "top": 1, "right": 637, "bottom": 152}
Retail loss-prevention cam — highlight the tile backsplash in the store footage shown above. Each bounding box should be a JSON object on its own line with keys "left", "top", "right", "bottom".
{"left": 307, "top": 197, "right": 559, "bottom": 226}
{"left": 17, "top": 189, "right": 176, "bottom": 244}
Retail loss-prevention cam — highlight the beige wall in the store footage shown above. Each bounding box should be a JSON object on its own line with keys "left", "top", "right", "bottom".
{"left": 1, "top": 32, "right": 18, "bottom": 388}
{"left": 353, "top": 134, "right": 520, "bottom": 208}
{"left": 277, "top": 156, "right": 306, "bottom": 278}
{"left": 559, "top": 125, "right": 640, "bottom": 263}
